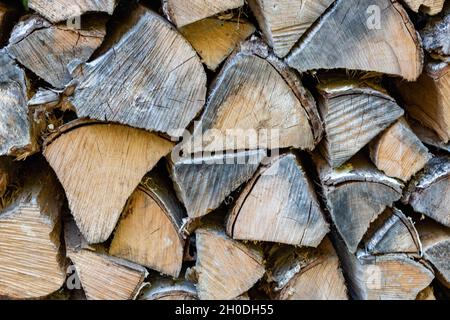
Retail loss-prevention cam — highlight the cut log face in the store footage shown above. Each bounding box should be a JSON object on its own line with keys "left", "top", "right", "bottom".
{"left": 362, "top": 207, "right": 421, "bottom": 255}
{"left": 248, "top": 0, "right": 335, "bottom": 58}
{"left": 0, "top": 162, "right": 65, "bottom": 299}
{"left": 180, "top": 17, "right": 255, "bottom": 71}
{"left": 70, "top": 6, "right": 207, "bottom": 138}
{"left": 163, "top": 0, "right": 244, "bottom": 28}
{"left": 370, "top": 118, "right": 431, "bottom": 182}
{"left": 316, "top": 154, "right": 404, "bottom": 253}
{"left": 65, "top": 220, "right": 148, "bottom": 300}
{"left": 28, "top": 0, "right": 117, "bottom": 23}
{"left": 44, "top": 121, "right": 174, "bottom": 244}
{"left": 169, "top": 150, "right": 265, "bottom": 220}
{"left": 403, "top": 0, "right": 446, "bottom": 15}
{"left": 0, "top": 50, "right": 30, "bottom": 157}
{"left": 268, "top": 237, "right": 348, "bottom": 300}
{"left": 139, "top": 278, "right": 197, "bottom": 300}
{"left": 7, "top": 15, "right": 106, "bottom": 89}
{"left": 317, "top": 82, "right": 404, "bottom": 168}
{"left": 286, "top": 0, "right": 423, "bottom": 81}
{"left": 420, "top": 3, "right": 450, "bottom": 59}
{"left": 403, "top": 156, "right": 450, "bottom": 227}
{"left": 227, "top": 152, "right": 329, "bottom": 247}
{"left": 416, "top": 220, "right": 450, "bottom": 287}
{"left": 109, "top": 172, "right": 185, "bottom": 278}
{"left": 195, "top": 227, "right": 265, "bottom": 300}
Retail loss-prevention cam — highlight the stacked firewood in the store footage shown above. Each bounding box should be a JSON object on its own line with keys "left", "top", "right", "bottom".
{"left": 0, "top": 0, "right": 449, "bottom": 300}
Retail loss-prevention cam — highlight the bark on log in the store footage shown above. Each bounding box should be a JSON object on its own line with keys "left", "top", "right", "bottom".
{"left": 286, "top": 0, "right": 423, "bottom": 81}
{"left": 403, "top": 0, "right": 446, "bottom": 15}
{"left": 420, "top": 3, "right": 450, "bottom": 60}
{"left": 139, "top": 278, "right": 197, "bottom": 300}
{"left": 43, "top": 121, "right": 174, "bottom": 244}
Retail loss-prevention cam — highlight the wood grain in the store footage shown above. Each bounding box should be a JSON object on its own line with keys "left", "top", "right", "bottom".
{"left": 403, "top": 0, "right": 445, "bottom": 15}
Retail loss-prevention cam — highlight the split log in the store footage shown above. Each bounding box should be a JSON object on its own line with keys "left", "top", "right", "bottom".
{"left": 420, "top": 3, "right": 450, "bottom": 60}
{"left": 369, "top": 118, "right": 431, "bottom": 182}
{"left": 179, "top": 17, "right": 255, "bottom": 71}
{"left": 403, "top": 156, "right": 450, "bottom": 227}
{"left": 139, "top": 278, "right": 197, "bottom": 300}
{"left": 65, "top": 219, "right": 148, "bottom": 300}
{"left": 0, "top": 50, "right": 31, "bottom": 158}
{"left": 195, "top": 226, "right": 265, "bottom": 300}
{"left": 416, "top": 286, "right": 436, "bottom": 300}
{"left": 286, "top": 0, "right": 423, "bottom": 81}
{"left": 317, "top": 81, "right": 404, "bottom": 168}
{"left": 109, "top": 171, "right": 185, "bottom": 278}
{"left": 416, "top": 220, "right": 450, "bottom": 287}
{"left": 403, "top": 0, "right": 445, "bottom": 15}
{"left": 226, "top": 152, "right": 329, "bottom": 247}
{"left": 0, "top": 160, "right": 66, "bottom": 299}
{"left": 169, "top": 150, "right": 266, "bottom": 220}
{"left": 43, "top": 121, "right": 174, "bottom": 243}
{"left": 7, "top": 15, "right": 106, "bottom": 89}
{"left": 410, "top": 118, "right": 450, "bottom": 152}
{"left": 316, "top": 154, "right": 404, "bottom": 253}
{"left": 267, "top": 237, "right": 348, "bottom": 300}
{"left": 28, "top": 0, "right": 117, "bottom": 23}
{"left": 163, "top": 0, "right": 244, "bottom": 28}
{"left": 248, "top": 0, "right": 335, "bottom": 58}
{"left": 69, "top": 6, "right": 207, "bottom": 138}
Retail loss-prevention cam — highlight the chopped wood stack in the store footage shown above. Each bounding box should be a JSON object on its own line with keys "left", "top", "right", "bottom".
{"left": 0, "top": 0, "right": 449, "bottom": 301}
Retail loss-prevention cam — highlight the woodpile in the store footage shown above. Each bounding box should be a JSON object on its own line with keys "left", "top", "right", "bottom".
{"left": 0, "top": 0, "right": 449, "bottom": 301}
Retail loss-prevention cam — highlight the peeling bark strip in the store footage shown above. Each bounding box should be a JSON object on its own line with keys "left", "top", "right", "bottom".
{"left": 226, "top": 152, "right": 329, "bottom": 247}
{"left": 70, "top": 6, "right": 207, "bottom": 138}
{"left": 28, "top": 0, "right": 117, "bottom": 23}
{"left": 317, "top": 81, "right": 404, "bottom": 168}
{"left": 43, "top": 121, "right": 174, "bottom": 244}
{"left": 7, "top": 15, "right": 106, "bottom": 89}
{"left": 0, "top": 160, "right": 66, "bottom": 299}
{"left": 248, "top": 0, "right": 335, "bottom": 58}
{"left": 139, "top": 278, "right": 197, "bottom": 300}
{"left": 316, "top": 154, "right": 404, "bottom": 253}
{"left": 286, "top": 0, "right": 423, "bottom": 81}
{"left": 163, "top": 0, "right": 244, "bottom": 28}
{"left": 403, "top": 156, "right": 450, "bottom": 227}
{"left": 403, "top": 0, "right": 446, "bottom": 15}
{"left": 110, "top": 171, "right": 185, "bottom": 278}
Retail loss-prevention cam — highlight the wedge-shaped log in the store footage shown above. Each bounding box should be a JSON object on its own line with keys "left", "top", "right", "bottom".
{"left": 110, "top": 171, "right": 185, "bottom": 278}
{"left": 70, "top": 6, "right": 206, "bottom": 138}
{"left": 317, "top": 81, "right": 404, "bottom": 168}
{"left": 195, "top": 226, "right": 265, "bottom": 300}
{"left": 248, "top": 0, "right": 335, "bottom": 58}
{"left": 169, "top": 150, "right": 265, "bottom": 220}
{"left": 44, "top": 121, "right": 174, "bottom": 243}
{"left": 139, "top": 278, "right": 197, "bottom": 300}
{"left": 403, "top": 0, "right": 446, "bottom": 15}
{"left": 267, "top": 237, "right": 348, "bottom": 300}
{"left": 0, "top": 160, "right": 65, "bottom": 299}
{"left": 163, "top": 0, "right": 244, "bottom": 28}
{"left": 227, "top": 152, "right": 329, "bottom": 246}
{"left": 420, "top": 2, "right": 450, "bottom": 58}
{"left": 370, "top": 118, "right": 431, "bottom": 182}
{"left": 403, "top": 156, "right": 450, "bottom": 227}
{"left": 316, "top": 154, "right": 404, "bottom": 253}
{"left": 411, "top": 118, "right": 450, "bottom": 153}
{"left": 65, "top": 220, "right": 147, "bottom": 300}
{"left": 180, "top": 17, "right": 255, "bottom": 71}
{"left": 7, "top": 15, "right": 106, "bottom": 89}
{"left": 286, "top": 0, "right": 423, "bottom": 81}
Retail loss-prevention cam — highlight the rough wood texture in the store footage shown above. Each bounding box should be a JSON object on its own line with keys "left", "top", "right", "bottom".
{"left": 169, "top": 150, "right": 265, "bottom": 219}
{"left": 44, "top": 121, "right": 174, "bottom": 244}
{"left": 7, "top": 15, "right": 106, "bottom": 89}
{"left": 109, "top": 171, "right": 185, "bottom": 278}
{"left": 403, "top": 156, "right": 450, "bottom": 227}
{"left": 180, "top": 17, "right": 255, "bottom": 71}
{"left": 286, "top": 0, "right": 423, "bottom": 81}
{"left": 370, "top": 118, "right": 431, "bottom": 181}
{"left": 29, "top": 0, "right": 117, "bottom": 23}
{"left": 317, "top": 81, "right": 404, "bottom": 168}
{"left": 411, "top": 118, "right": 450, "bottom": 152}
{"left": 0, "top": 161, "right": 65, "bottom": 299}
{"left": 70, "top": 6, "right": 206, "bottom": 138}
{"left": 248, "top": 0, "right": 334, "bottom": 58}
{"left": 416, "top": 220, "right": 450, "bottom": 287}
{"left": 139, "top": 278, "right": 197, "bottom": 300}
{"left": 0, "top": 50, "right": 30, "bottom": 158}
{"left": 403, "top": 0, "right": 446, "bottom": 15}
{"left": 227, "top": 152, "right": 329, "bottom": 246}
{"left": 163, "top": 0, "right": 244, "bottom": 28}
{"left": 316, "top": 154, "right": 404, "bottom": 253}
{"left": 267, "top": 237, "right": 348, "bottom": 300}
{"left": 195, "top": 227, "right": 265, "bottom": 300}
{"left": 65, "top": 220, "right": 148, "bottom": 300}
{"left": 420, "top": 3, "right": 449, "bottom": 60}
